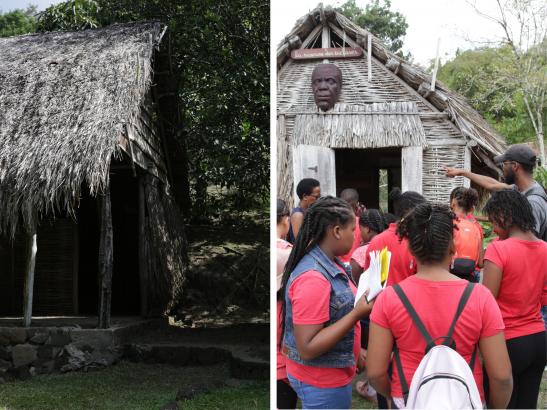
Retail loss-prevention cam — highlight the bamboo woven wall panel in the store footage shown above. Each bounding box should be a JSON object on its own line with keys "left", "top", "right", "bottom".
{"left": 33, "top": 218, "right": 75, "bottom": 315}
{"left": 423, "top": 146, "right": 466, "bottom": 203}
{"left": 277, "top": 58, "right": 432, "bottom": 113}
{"left": 292, "top": 102, "right": 426, "bottom": 149}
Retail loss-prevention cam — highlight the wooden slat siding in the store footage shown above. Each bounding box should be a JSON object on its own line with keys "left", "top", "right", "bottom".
{"left": 130, "top": 122, "right": 168, "bottom": 173}
{"left": 422, "top": 145, "right": 466, "bottom": 203}
{"left": 277, "top": 58, "right": 433, "bottom": 113}
{"left": 120, "top": 133, "right": 167, "bottom": 184}
{"left": 402, "top": 146, "right": 423, "bottom": 194}
{"left": 32, "top": 218, "right": 75, "bottom": 315}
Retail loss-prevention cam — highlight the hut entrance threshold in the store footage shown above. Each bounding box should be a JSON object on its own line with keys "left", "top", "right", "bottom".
{"left": 335, "top": 148, "right": 401, "bottom": 212}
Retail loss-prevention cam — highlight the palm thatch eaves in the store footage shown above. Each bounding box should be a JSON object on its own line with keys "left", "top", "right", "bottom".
{"left": 0, "top": 22, "right": 165, "bottom": 236}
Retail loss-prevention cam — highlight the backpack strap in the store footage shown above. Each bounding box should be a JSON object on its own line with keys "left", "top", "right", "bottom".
{"left": 393, "top": 284, "right": 435, "bottom": 350}
{"left": 393, "top": 283, "right": 435, "bottom": 404}
{"left": 444, "top": 282, "right": 475, "bottom": 347}
{"left": 392, "top": 282, "right": 477, "bottom": 404}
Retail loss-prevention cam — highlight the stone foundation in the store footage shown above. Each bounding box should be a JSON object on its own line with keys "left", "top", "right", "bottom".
{"left": 0, "top": 320, "right": 156, "bottom": 381}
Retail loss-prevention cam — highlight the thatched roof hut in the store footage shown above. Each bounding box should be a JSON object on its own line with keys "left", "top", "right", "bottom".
{"left": 0, "top": 22, "right": 187, "bottom": 327}
{"left": 277, "top": 5, "right": 506, "bottom": 207}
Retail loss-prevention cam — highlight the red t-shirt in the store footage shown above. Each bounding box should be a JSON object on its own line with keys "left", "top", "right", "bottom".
{"left": 285, "top": 269, "right": 361, "bottom": 388}
{"left": 364, "top": 223, "right": 417, "bottom": 286}
{"left": 370, "top": 276, "right": 504, "bottom": 400}
{"left": 340, "top": 216, "right": 362, "bottom": 263}
{"left": 484, "top": 237, "right": 547, "bottom": 340}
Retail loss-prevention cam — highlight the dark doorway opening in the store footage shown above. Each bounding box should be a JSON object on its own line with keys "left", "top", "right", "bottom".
{"left": 78, "top": 166, "right": 140, "bottom": 316}
{"left": 335, "top": 148, "right": 401, "bottom": 212}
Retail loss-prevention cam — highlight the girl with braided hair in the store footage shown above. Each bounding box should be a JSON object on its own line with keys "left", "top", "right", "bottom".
{"left": 279, "top": 196, "right": 374, "bottom": 409}
{"left": 449, "top": 187, "right": 484, "bottom": 281}
{"left": 482, "top": 189, "right": 547, "bottom": 409}
{"left": 366, "top": 202, "right": 512, "bottom": 409}
{"left": 350, "top": 209, "right": 388, "bottom": 282}
{"left": 362, "top": 188, "right": 426, "bottom": 287}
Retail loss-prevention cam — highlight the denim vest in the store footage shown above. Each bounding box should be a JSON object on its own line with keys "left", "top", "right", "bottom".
{"left": 284, "top": 245, "right": 356, "bottom": 368}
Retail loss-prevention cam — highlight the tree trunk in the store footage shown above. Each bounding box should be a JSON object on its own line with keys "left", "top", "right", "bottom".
{"left": 98, "top": 188, "right": 113, "bottom": 329}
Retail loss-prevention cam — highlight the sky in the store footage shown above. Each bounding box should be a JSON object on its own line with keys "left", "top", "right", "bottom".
{"left": 272, "top": 0, "right": 508, "bottom": 67}
{"left": 0, "top": 0, "right": 62, "bottom": 12}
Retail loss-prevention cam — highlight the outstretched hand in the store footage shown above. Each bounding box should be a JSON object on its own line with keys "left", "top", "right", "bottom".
{"left": 442, "top": 165, "right": 463, "bottom": 178}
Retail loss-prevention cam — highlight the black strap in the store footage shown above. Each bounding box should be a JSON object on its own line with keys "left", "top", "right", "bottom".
{"left": 392, "top": 282, "right": 477, "bottom": 404}
{"left": 393, "top": 284, "right": 435, "bottom": 350}
{"left": 445, "top": 283, "right": 476, "bottom": 346}
{"left": 393, "top": 344, "right": 409, "bottom": 404}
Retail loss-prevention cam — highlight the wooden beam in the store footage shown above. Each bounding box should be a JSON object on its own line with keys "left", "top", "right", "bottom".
{"left": 463, "top": 146, "right": 472, "bottom": 188}
{"left": 98, "top": 188, "right": 113, "bottom": 329}
{"left": 138, "top": 177, "right": 148, "bottom": 318}
{"left": 22, "top": 230, "right": 37, "bottom": 327}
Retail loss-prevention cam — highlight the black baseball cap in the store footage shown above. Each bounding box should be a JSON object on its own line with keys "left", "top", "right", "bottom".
{"left": 494, "top": 144, "right": 537, "bottom": 166}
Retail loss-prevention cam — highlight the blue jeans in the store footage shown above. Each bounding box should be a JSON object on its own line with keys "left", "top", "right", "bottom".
{"left": 542, "top": 306, "right": 547, "bottom": 330}
{"left": 287, "top": 373, "right": 352, "bottom": 409}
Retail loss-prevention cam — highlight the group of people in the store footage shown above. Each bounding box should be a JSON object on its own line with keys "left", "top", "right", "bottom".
{"left": 276, "top": 144, "right": 547, "bottom": 409}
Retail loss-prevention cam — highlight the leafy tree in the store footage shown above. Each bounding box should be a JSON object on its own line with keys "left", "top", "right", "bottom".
{"left": 36, "top": 0, "right": 269, "bottom": 216}
{"left": 36, "top": 0, "right": 99, "bottom": 32}
{"left": 467, "top": 0, "right": 546, "bottom": 167}
{"left": 438, "top": 45, "right": 546, "bottom": 152}
{"left": 336, "top": 0, "right": 409, "bottom": 57}
{"left": 0, "top": 6, "right": 37, "bottom": 37}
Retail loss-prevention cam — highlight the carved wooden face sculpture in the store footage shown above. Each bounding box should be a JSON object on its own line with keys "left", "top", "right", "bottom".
{"left": 311, "top": 64, "right": 342, "bottom": 111}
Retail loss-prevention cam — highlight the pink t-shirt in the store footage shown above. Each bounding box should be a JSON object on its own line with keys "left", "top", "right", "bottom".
{"left": 370, "top": 275, "right": 504, "bottom": 400}
{"left": 286, "top": 269, "right": 361, "bottom": 388}
{"left": 484, "top": 237, "right": 547, "bottom": 340}
{"left": 340, "top": 216, "right": 362, "bottom": 263}
{"left": 364, "top": 223, "right": 417, "bottom": 286}
{"left": 276, "top": 239, "right": 292, "bottom": 380}
{"left": 351, "top": 244, "right": 369, "bottom": 269}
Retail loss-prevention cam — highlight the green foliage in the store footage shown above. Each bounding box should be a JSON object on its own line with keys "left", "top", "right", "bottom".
{"left": 37, "top": 0, "right": 100, "bottom": 32}
{"left": 438, "top": 46, "right": 546, "bottom": 146}
{"left": 534, "top": 166, "right": 547, "bottom": 188}
{"left": 35, "top": 0, "right": 269, "bottom": 217}
{"left": 0, "top": 6, "right": 37, "bottom": 37}
{"left": 336, "top": 0, "right": 409, "bottom": 58}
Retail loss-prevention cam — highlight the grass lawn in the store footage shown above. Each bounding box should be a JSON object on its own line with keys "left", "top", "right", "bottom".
{"left": 0, "top": 362, "right": 269, "bottom": 410}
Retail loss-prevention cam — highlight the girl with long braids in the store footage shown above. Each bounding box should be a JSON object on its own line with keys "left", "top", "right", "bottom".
{"left": 366, "top": 203, "right": 513, "bottom": 409}
{"left": 449, "top": 187, "right": 484, "bottom": 281}
{"left": 363, "top": 188, "right": 426, "bottom": 287}
{"left": 482, "top": 190, "right": 547, "bottom": 409}
{"left": 280, "top": 196, "right": 374, "bottom": 409}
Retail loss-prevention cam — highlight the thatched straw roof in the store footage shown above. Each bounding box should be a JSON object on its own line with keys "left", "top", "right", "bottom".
{"left": 0, "top": 22, "right": 165, "bottom": 235}
{"left": 277, "top": 5, "right": 506, "bottom": 160}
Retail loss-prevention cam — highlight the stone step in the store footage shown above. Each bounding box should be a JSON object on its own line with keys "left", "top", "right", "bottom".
{"left": 123, "top": 342, "right": 268, "bottom": 380}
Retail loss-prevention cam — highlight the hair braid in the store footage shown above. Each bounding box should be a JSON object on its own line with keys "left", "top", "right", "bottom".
{"left": 359, "top": 209, "right": 388, "bottom": 234}
{"left": 397, "top": 202, "right": 456, "bottom": 263}
{"left": 483, "top": 189, "right": 535, "bottom": 233}
{"left": 278, "top": 196, "right": 353, "bottom": 348}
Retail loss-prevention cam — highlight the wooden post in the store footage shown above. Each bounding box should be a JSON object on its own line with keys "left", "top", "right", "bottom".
{"left": 367, "top": 34, "right": 372, "bottom": 83}
{"left": 98, "top": 188, "right": 113, "bottom": 329}
{"left": 72, "top": 223, "right": 79, "bottom": 315}
{"left": 22, "top": 230, "right": 37, "bottom": 327}
{"left": 463, "top": 146, "right": 472, "bottom": 188}
{"left": 322, "top": 24, "right": 330, "bottom": 63}
{"left": 430, "top": 38, "right": 441, "bottom": 91}
{"left": 138, "top": 177, "right": 148, "bottom": 317}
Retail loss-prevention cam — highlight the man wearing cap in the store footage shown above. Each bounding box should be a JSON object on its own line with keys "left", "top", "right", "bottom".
{"left": 444, "top": 144, "right": 547, "bottom": 241}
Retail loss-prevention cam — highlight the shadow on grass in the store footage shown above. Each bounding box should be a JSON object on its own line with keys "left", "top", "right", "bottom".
{"left": 0, "top": 361, "right": 268, "bottom": 410}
